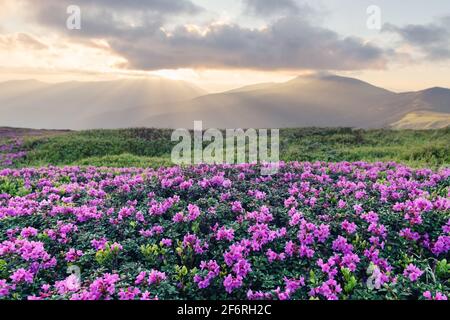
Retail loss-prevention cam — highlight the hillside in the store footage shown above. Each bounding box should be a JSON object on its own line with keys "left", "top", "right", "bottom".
{"left": 142, "top": 74, "right": 401, "bottom": 129}
{"left": 142, "top": 75, "right": 450, "bottom": 129}
{"left": 0, "top": 78, "right": 206, "bottom": 129}
{"left": 391, "top": 111, "right": 450, "bottom": 129}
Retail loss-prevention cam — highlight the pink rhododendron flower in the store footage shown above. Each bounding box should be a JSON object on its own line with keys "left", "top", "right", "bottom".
{"left": 403, "top": 264, "right": 423, "bottom": 282}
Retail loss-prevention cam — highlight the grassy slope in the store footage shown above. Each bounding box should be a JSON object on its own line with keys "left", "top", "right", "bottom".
{"left": 12, "top": 127, "right": 450, "bottom": 169}
{"left": 390, "top": 111, "right": 450, "bottom": 130}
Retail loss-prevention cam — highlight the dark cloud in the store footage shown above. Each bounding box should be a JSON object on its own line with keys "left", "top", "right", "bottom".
{"left": 26, "top": 0, "right": 202, "bottom": 39}
{"left": 243, "top": 0, "right": 303, "bottom": 16}
{"left": 86, "top": 0, "right": 201, "bottom": 12}
{"left": 109, "top": 17, "right": 386, "bottom": 71}
{"left": 33, "top": 0, "right": 202, "bottom": 14}
{"left": 383, "top": 17, "right": 450, "bottom": 60}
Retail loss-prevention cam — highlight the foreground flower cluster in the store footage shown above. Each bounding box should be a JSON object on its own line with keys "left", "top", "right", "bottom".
{"left": 0, "top": 162, "right": 449, "bottom": 300}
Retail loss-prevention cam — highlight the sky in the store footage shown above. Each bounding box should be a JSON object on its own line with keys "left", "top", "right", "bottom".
{"left": 0, "top": 0, "right": 449, "bottom": 92}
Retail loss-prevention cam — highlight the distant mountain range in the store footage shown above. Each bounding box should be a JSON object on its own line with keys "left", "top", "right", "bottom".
{"left": 0, "top": 75, "right": 449, "bottom": 130}
{"left": 0, "top": 78, "right": 205, "bottom": 129}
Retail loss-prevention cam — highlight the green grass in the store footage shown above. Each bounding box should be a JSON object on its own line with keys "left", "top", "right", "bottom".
{"left": 279, "top": 128, "right": 450, "bottom": 167}
{"left": 13, "top": 127, "right": 450, "bottom": 169}
{"left": 20, "top": 129, "right": 174, "bottom": 165}
{"left": 73, "top": 154, "right": 172, "bottom": 169}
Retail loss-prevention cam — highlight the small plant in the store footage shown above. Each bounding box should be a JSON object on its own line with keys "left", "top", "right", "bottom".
{"left": 341, "top": 268, "right": 358, "bottom": 295}
{"left": 95, "top": 243, "right": 122, "bottom": 268}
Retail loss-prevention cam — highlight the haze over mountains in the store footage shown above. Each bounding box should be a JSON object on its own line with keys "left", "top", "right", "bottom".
{"left": 0, "top": 75, "right": 449, "bottom": 130}
{"left": 0, "top": 78, "right": 206, "bottom": 129}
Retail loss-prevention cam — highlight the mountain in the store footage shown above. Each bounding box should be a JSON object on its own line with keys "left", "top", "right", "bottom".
{"left": 386, "top": 87, "right": 450, "bottom": 129}
{"left": 0, "top": 78, "right": 206, "bottom": 129}
{"left": 0, "top": 75, "right": 449, "bottom": 130}
{"left": 141, "top": 74, "right": 450, "bottom": 129}
{"left": 397, "top": 87, "right": 450, "bottom": 114}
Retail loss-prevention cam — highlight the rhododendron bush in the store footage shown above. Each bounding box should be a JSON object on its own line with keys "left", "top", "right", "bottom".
{"left": 0, "top": 162, "right": 449, "bottom": 300}
{"left": 0, "top": 139, "right": 27, "bottom": 168}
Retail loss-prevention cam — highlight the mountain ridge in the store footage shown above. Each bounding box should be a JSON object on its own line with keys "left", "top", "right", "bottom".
{"left": 0, "top": 75, "right": 449, "bottom": 130}
{"left": 140, "top": 74, "right": 450, "bottom": 129}
{"left": 0, "top": 77, "right": 206, "bottom": 129}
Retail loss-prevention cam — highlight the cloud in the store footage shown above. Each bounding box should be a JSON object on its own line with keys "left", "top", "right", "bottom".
{"left": 0, "top": 33, "right": 48, "bottom": 50}
{"left": 383, "top": 17, "right": 450, "bottom": 60}
{"left": 25, "top": 0, "right": 203, "bottom": 39}
{"left": 108, "top": 16, "right": 386, "bottom": 71}
{"left": 16, "top": 1, "right": 386, "bottom": 72}
{"left": 243, "top": 0, "right": 304, "bottom": 16}
{"left": 32, "top": 0, "right": 202, "bottom": 14}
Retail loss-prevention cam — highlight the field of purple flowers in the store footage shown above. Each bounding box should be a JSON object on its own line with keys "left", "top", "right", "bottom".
{"left": 0, "top": 139, "right": 27, "bottom": 168}
{"left": 0, "top": 161, "right": 449, "bottom": 300}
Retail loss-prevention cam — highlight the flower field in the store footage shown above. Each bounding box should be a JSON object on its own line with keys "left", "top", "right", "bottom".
{"left": 0, "top": 139, "right": 27, "bottom": 168}
{"left": 0, "top": 161, "right": 449, "bottom": 300}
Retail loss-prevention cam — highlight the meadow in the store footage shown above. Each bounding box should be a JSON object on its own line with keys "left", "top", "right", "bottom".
{"left": 0, "top": 127, "right": 448, "bottom": 300}
{"left": 2, "top": 127, "right": 449, "bottom": 169}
